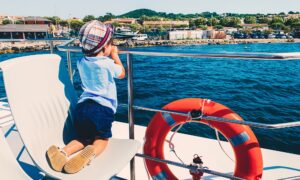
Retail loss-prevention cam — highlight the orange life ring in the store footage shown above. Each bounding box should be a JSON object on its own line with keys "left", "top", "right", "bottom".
{"left": 144, "top": 98, "right": 263, "bottom": 180}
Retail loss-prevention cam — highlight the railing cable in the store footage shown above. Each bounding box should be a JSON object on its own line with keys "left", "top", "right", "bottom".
{"left": 119, "top": 104, "right": 300, "bottom": 129}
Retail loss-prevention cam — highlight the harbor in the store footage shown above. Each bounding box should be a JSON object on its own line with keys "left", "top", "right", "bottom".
{"left": 1, "top": 9, "right": 300, "bottom": 53}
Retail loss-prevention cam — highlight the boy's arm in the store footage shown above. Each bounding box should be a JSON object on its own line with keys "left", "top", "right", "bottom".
{"left": 110, "top": 46, "right": 126, "bottom": 79}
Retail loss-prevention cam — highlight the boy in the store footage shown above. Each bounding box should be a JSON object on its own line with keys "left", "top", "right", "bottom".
{"left": 46, "top": 20, "right": 125, "bottom": 174}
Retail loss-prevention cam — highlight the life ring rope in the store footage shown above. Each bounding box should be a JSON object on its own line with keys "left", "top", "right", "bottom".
{"left": 165, "top": 98, "right": 235, "bottom": 165}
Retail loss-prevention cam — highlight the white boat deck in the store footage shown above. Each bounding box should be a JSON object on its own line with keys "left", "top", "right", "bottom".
{"left": 0, "top": 102, "right": 299, "bottom": 180}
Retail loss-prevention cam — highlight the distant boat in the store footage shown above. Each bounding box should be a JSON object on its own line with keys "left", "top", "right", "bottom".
{"left": 114, "top": 27, "right": 138, "bottom": 39}
{"left": 132, "top": 34, "right": 148, "bottom": 41}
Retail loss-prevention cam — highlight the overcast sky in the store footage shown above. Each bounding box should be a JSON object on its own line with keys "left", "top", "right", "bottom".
{"left": 1, "top": 0, "right": 299, "bottom": 18}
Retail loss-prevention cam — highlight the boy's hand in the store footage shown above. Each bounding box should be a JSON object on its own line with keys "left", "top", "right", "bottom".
{"left": 110, "top": 46, "right": 119, "bottom": 56}
{"left": 110, "top": 45, "right": 125, "bottom": 79}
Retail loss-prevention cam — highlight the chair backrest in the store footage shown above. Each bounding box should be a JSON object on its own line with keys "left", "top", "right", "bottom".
{"left": 0, "top": 130, "right": 30, "bottom": 179}
{"left": 0, "top": 54, "right": 78, "bottom": 171}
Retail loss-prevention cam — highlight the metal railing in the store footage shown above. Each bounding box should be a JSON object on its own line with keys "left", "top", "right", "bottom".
{"left": 57, "top": 45, "right": 300, "bottom": 60}
{"left": 1, "top": 40, "right": 300, "bottom": 179}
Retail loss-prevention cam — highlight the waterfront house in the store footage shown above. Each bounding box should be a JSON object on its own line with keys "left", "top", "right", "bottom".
{"left": 206, "top": 30, "right": 226, "bottom": 39}
{"left": 286, "top": 14, "right": 300, "bottom": 19}
{"left": 168, "top": 30, "right": 203, "bottom": 40}
{"left": 0, "top": 14, "right": 9, "bottom": 24}
{"left": 168, "top": 30, "right": 226, "bottom": 40}
{"left": 0, "top": 15, "right": 23, "bottom": 24}
{"left": 143, "top": 20, "right": 189, "bottom": 28}
{"left": 105, "top": 18, "right": 137, "bottom": 25}
{"left": 0, "top": 24, "right": 49, "bottom": 40}
{"left": 23, "top": 17, "right": 50, "bottom": 25}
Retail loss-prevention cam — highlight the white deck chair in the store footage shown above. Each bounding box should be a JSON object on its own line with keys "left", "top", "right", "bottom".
{"left": 0, "top": 54, "right": 140, "bottom": 180}
{"left": 0, "top": 130, "right": 30, "bottom": 179}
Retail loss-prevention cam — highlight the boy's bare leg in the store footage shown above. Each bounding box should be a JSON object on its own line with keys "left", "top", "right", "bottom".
{"left": 92, "top": 138, "right": 109, "bottom": 156}
{"left": 62, "top": 140, "right": 85, "bottom": 156}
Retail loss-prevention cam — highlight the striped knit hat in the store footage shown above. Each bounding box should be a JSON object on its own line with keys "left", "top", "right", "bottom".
{"left": 79, "top": 20, "right": 114, "bottom": 56}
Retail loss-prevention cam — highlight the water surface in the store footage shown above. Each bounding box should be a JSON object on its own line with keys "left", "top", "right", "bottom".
{"left": 1, "top": 42, "right": 299, "bottom": 154}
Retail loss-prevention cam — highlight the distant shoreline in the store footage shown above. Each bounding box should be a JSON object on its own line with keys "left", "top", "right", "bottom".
{"left": 115, "top": 38, "right": 300, "bottom": 48}
{"left": 0, "top": 41, "right": 61, "bottom": 54}
{"left": 0, "top": 39, "right": 299, "bottom": 54}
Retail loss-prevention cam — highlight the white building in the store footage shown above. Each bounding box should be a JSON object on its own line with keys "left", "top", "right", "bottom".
{"left": 168, "top": 30, "right": 203, "bottom": 40}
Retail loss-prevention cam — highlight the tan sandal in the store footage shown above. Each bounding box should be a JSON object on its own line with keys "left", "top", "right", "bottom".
{"left": 64, "top": 145, "right": 96, "bottom": 174}
{"left": 46, "top": 145, "right": 68, "bottom": 172}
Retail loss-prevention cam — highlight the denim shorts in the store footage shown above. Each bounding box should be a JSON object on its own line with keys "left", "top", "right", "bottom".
{"left": 73, "top": 99, "right": 114, "bottom": 141}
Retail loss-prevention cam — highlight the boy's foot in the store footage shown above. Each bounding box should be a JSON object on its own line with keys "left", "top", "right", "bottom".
{"left": 64, "top": 145, "right": 96, "bottom": 174}
{"left": 46, "top": 145, "right": 68, "bottom": 172}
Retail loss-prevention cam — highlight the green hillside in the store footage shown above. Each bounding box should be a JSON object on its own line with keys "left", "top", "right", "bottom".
{"left": 119, "top": 9, "right": 217, "bottom": 20}
{"left": 120, "top": 9, "right": 162, "bottom": 18}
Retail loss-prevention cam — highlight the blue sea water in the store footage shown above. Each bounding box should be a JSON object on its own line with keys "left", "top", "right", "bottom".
{"left": 0, "top": 43, "right": 299, "bottom": 154}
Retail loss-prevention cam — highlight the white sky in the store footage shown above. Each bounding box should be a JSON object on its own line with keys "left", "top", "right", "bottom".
{"left": 0, "top": 0, "right": 299, "bottom": 18}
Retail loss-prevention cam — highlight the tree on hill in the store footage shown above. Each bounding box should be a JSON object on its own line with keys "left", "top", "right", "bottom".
{"left": 45, "top": 16, "right": 61, "bottom": 25}
{"left": 291, "top": 21, "right": 300, "bottom": 28}
{"left": 166, "top": 13, "right": 177, "bottom": 20}
{"left": 270, "top": 22, "right": 285, "bottom": 30}
{"left": 128, "top": 23, "right": 142, "bottom": 32}
{"left": 270, "top": 16, "right": 284, "bottom": 24}
{"left": 257, "top": 17, "right": 270, "bottom": 24}
{"left": 111, "top": 22, "right": 121, "bottom": 27}
{"left": 198, "top": 25, "right": 208, "bottom": 30}
{"left": 285, "top": 18, "right": 300, "bottom": 26}
{"left": 70, "top": 20, "right": 84, "bottom": 35}
{"left": 15, "top": 20, "right": 24, "bottom": 24}
{"left": 120, "top": 9, "right": 159, "bottom": 18}
{"left": 269, "top": 16, "right": 286, "bottom": 30}
{"left": 220, "top": 17, "right": 241, "bottom": 27}
{"left": 219, "top": 17, "right": 230, "bottom": 26}
{"left": 283, "top": 26, "right": 292, "bottom": 34}
{"left": 206, "top": 17, "right": 218, "bottom": 26}
{"left": 140, "top": 15, "right": 163, "bottom": 21}
{"left": 83, "top": 15, "right": 96, "bottom": 22}
{"left": 2, "top": 19, "right": 12, "bottom": 25}
{"left": 140, "top": 25, "right": 152, "bottom": 33}
{"left": 194, "top": 17, "right": 207, "bottom": 27}
{"left": 279, "top": 12, "right": 286, "bottom": 16}
{"left": 98, "top": 13, "right": 115, "bottom": 22}
{"left": 201, "top": 11, "right": 219, "bottom": 18}
{"left": 59, "top": 20, "right": 69, "bottom": 27}
{"left": 244, "top": 16, "right": 257, "bottom": 24}
{"left": 214, "top": 25, "right": 223, "bottom": 30}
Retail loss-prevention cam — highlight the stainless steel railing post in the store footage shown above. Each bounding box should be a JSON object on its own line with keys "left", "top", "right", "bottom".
{"left": 66, "top": 50, "right": 73, "bottom": 83}
{"left": 127, "top": 53, "right": 135, "bottom": 180}
{"left": 50, "top": 41, "right": 54, "bottom": 54}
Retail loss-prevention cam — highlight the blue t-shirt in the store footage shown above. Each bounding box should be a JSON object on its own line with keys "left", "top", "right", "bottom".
{"left": 77, "top": 56, "right": 122, "bottom": 113}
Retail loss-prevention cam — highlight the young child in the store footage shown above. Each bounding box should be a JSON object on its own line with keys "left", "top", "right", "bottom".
{"left": 46, "top": 20, "right": 125, "bottom": 174}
